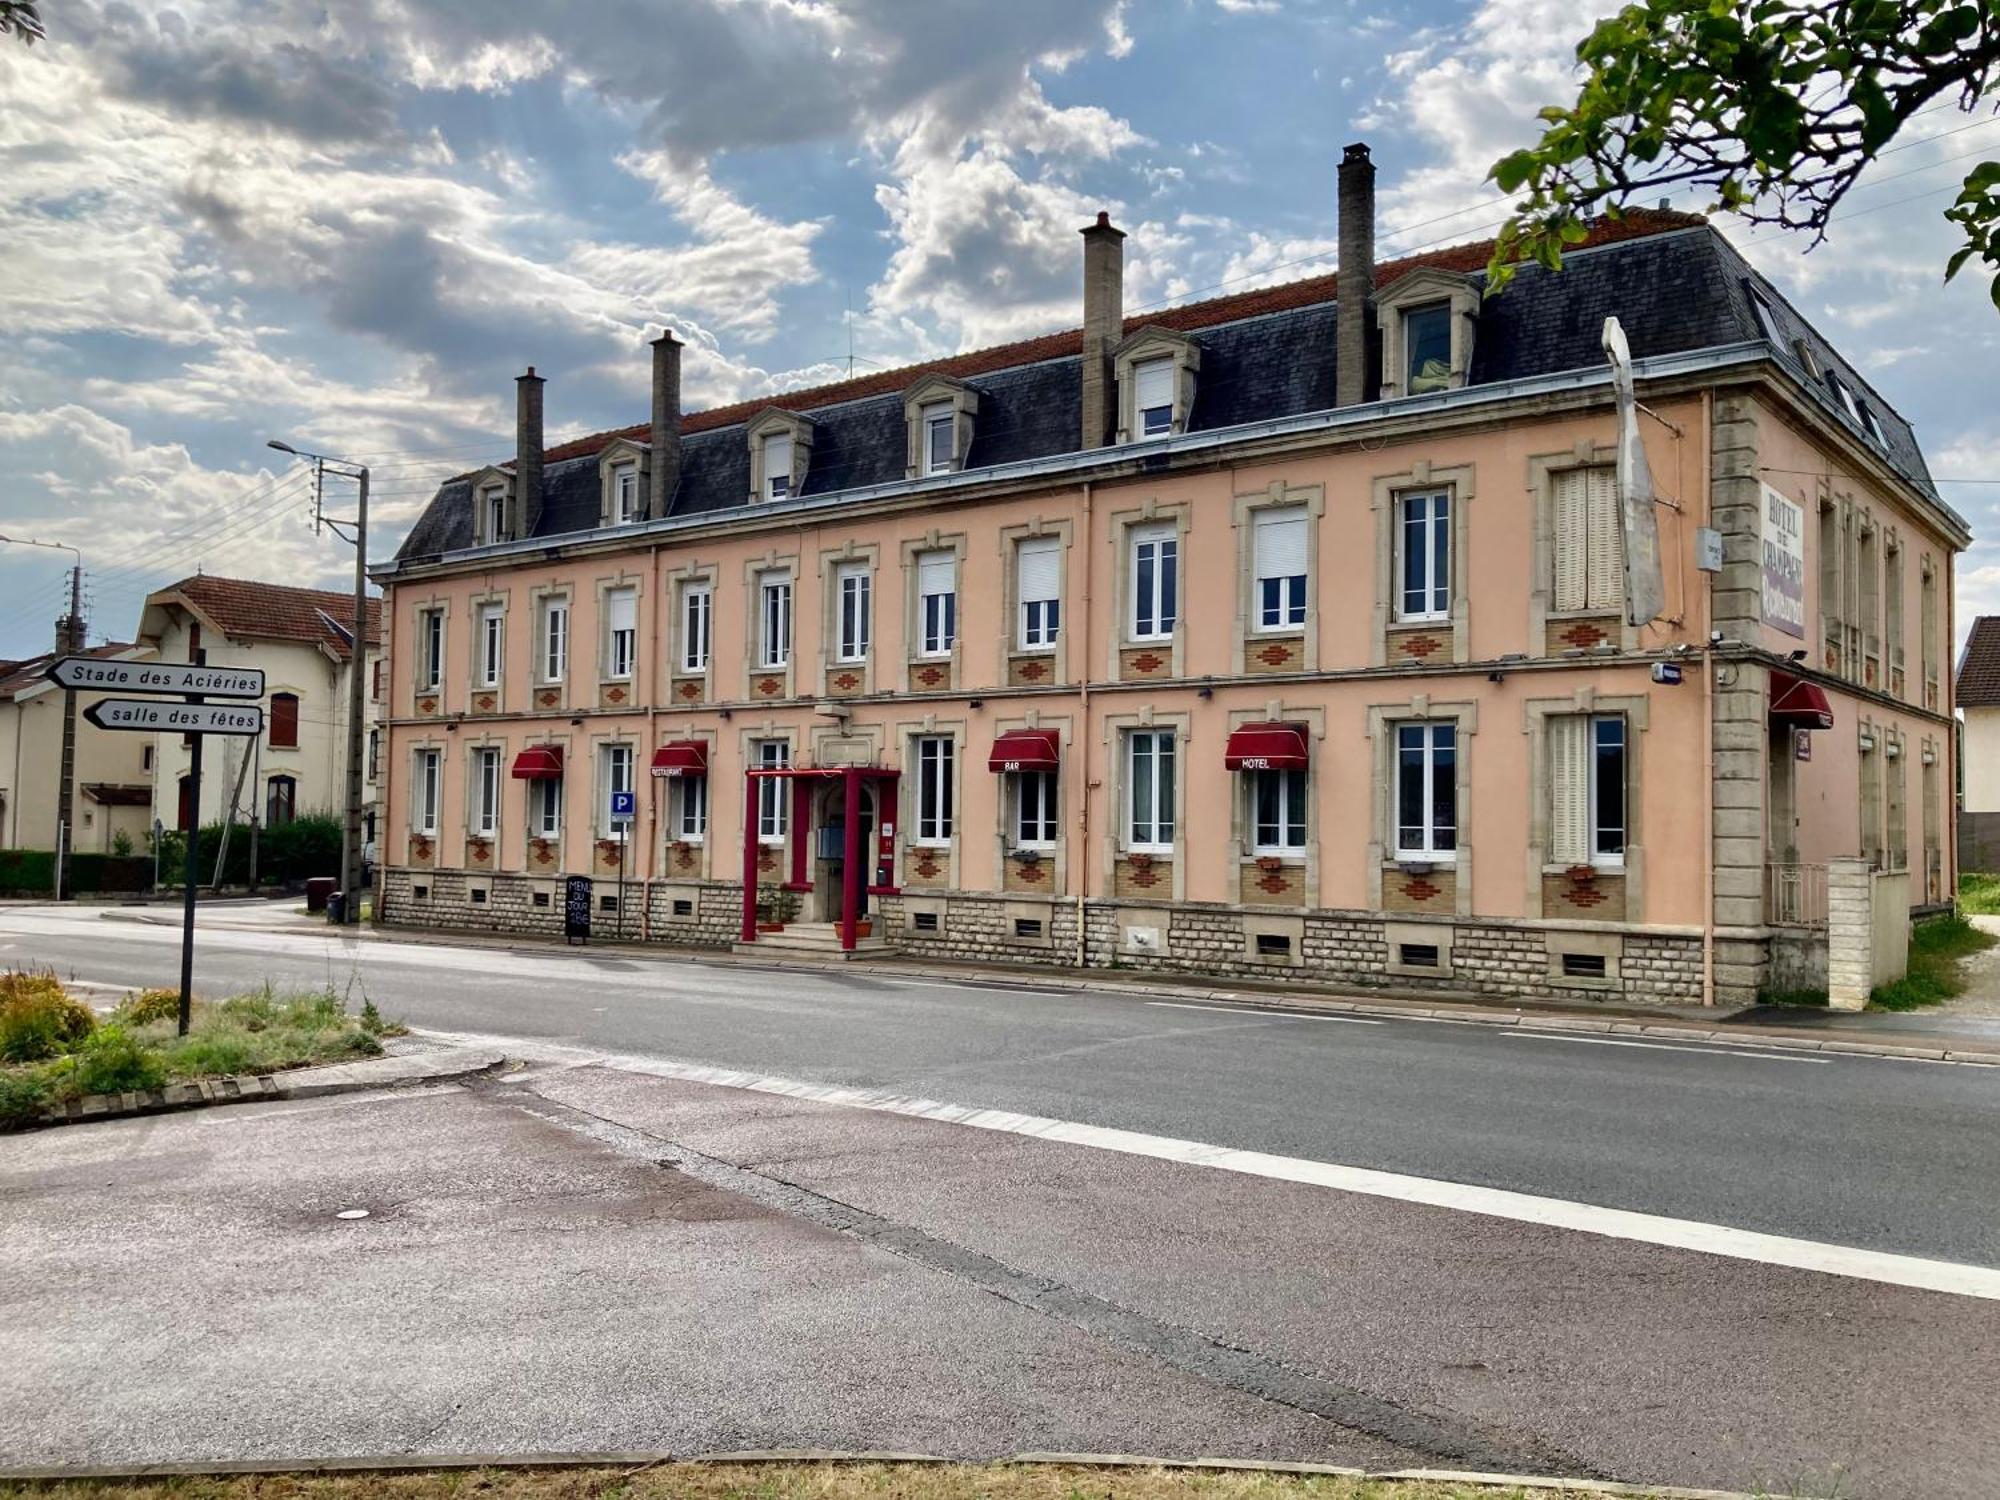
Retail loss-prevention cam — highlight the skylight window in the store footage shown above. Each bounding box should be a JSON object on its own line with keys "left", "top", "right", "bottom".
{"left": 1746, "top": 286, "right": 1782, "bottom": 345}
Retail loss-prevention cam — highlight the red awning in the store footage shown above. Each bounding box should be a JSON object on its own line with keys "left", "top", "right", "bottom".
{"left": 1224, "top": 723, "right": 1310, "bottom": 770}
{"left": 510, "top": 745, "right": 564, "bottom": 780}
{"left": 1769, "top": 670, "right": 1835, "bottom": 730}
{"left": 988, "top": 728, "right": 1060, "bottom": 773}
{"left": 651, "top": 740, "right": 708, "bottom": 777}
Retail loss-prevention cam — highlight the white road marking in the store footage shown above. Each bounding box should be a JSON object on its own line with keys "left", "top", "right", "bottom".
{"left": 1500, "top": 1031, "right": 1830, "bottom": 1064}
{"left": 420, "top": 1027, "right": 2000, "bottom": 1303}
{"left": 1146, "top": 1001, "right": 1382, "bottom": 1024}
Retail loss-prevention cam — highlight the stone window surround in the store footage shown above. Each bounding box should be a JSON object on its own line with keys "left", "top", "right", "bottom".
{"left": 1857, "top": 711, "right": 1883, "bottom": 866}
{"left": 596, "top": 437, "right": 651, "bottom": 527}
{"left": 902, "top": 374, "right": 980, "bottom": 479}
{"left": 410, "top": 595, "right": 450, "bottom": 708}
{"left": 1883, "top": 723, "right": 1908, "bottom": 870}
{"left": 588, "top": 728, "right": 638, "bottom": 843}
{"left": 594, "top": 571, "right": 645, "bottom": 688}
{"left": 818, "top": 539, "right": 881, "bottom": 693}
{"left": 469, "top": 465, "right": 514, "bottom": 546}
{"left": 1101, "top": 705, "right": 1192, "bottom": 903}
{"left": 745, "top": 408, "right": 814, "bottom": 503}
{"left": 1231, "top": 480, "right": 1325, "bottom": 672}
{"left": 1374, "top": 266, "right": 1479, "bottom": 400}
{"left": 1385, "top": 917, "right": 1455, "bottom": 979}
{"left": 1520, "top": 689, "right": 1649, "bottom": 919}
{"left": 519, "top": 731, "right": 572, "bottom": 847}
{"left": 1113, "top": 326, "right": 1201, "bottom": 443}
{"left": 739, "top": 721, "right": 797, "bottom": 850}
{"left": 1364, "top": 694, "right": 1478, "bottom": 916}
{"left": 1882, "top": 525, "right": 1906, "bottom": 692}
{"left": 663, "top": 560, "right": 717, "bottom": 689}
{"left": 992, "top": 709, "right": 1072, "bottom": 894}
{"left": 1240, "top": 911, "right": 1306, "bottom": 970}
{"left": 660, "top": 726, "right": 720, "bottom": 879}
{"left": 408, "top": 736, "right": 445, "bottom": 839}
{"left": 1527, "top": 441, "right": 1638, "bottom": 652}
{"left": 1108, "top": 496, "right": 1192, "bottom": 676}
{"left": 468, "top": 588, "right": 509, "bottom": 708}
{"left": 998, "top": 517, "right": 1074, "bottom": 682}
{"left": 900, "top": 528, "right": 969, "bottom": 686}
{"left": 900, "top": 715, "right": 967, "bottom": 882}
{"left": 1546, "top": 928, "right": 1624, "bottom": 991}
{"left": 1371, "top": 460, "right": 1475, "bottom": 665}
{"left": 742, "top": 548, "right": 801, "bottom": 698}
{"left": 1224, "top": 699, "right": 1325, "bottom": 906}
{"left": 462, "top": 736, "right": 506, "bottom": 845}
{"left": 528, "top": 583, "right": 572, "bottom": 695}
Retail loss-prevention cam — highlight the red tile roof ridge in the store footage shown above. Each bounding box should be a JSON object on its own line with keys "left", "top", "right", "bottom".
{"left": 151, "top": 574, "right": 383, "bottom": 650}
{"left": 1957, "top": 614, "right": 2000, "bottom": 706}
{"left": 465, "top": 207, "right": 1708, "bottom": 478}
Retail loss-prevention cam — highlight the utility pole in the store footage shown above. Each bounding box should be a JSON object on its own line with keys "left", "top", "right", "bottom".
{"left": 267, "top": 440, "right": 369, "bottom": 924}
{"left": 1, "top": 535, "right": 84, "bottom": 898}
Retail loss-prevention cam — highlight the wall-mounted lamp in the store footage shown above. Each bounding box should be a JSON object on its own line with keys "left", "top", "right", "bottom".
{"left": 968, "top": 698, "right": 984, "bottom": 710}
{"left": 1196, "top": 686, "right": 1213, "bottom": 700}
{"left": 1787, "top": 648, "right": 1808, "bottom": 663}
{"left": 718, "top": 707, "right": 733, "bottom": 721}
{"left": 1487, "top": 671, "right": 1505, "bottom": 685}
{"left": 569, "top": 717, "right": 583, "bottom": 727}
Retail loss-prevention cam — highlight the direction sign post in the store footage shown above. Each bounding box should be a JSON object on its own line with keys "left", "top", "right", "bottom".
{"left": 46, "top": 658, "right": 264, "bottom": 698}
{"left": 610, "top": 789, "right": 635, "bottom": 940}
{"left": 178, "top": 655, "right": 206, "bottom": 1037}
{"left": 83, "top": 700, "right": 263, "bottom": 736}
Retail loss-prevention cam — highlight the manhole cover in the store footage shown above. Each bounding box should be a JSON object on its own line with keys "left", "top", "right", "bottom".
{"left": 335, "top": 1208, "right": 370, "bottom": 1220}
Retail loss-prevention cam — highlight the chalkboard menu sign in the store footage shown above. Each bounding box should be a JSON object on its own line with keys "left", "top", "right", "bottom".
{"left": 564, "top": 874, "right": 592, "bottom": 944}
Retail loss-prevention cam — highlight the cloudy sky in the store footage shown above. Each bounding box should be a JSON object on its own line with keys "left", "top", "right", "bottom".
{"left": 1, "top": 0, "right": 1995, "bottom": 661}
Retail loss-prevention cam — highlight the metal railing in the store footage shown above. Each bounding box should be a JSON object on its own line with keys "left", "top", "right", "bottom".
{"left": 1767, "top": 861, "right": 1829, "bottom": 928}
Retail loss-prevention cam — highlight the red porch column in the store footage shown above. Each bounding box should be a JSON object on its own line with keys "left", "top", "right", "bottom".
{"left": 788, "top": 776, "right": 811, "bottom": 890}
{"left": 840, "top": 768, "right": 862, "bottom": 950}
{"left": 740, "top": 771, "right": 759, "bottom": 942}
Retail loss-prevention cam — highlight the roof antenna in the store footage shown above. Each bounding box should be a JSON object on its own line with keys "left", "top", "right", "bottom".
{"left": 845, "top": 286, "right": 855, "bottom": 378}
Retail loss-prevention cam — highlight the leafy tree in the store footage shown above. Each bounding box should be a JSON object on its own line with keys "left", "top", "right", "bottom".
{"left": 1487, "top": 0, "right": 2000, "bottom": 308}
{"left": 0, "top": 2, "right": 43, "bottom": 45}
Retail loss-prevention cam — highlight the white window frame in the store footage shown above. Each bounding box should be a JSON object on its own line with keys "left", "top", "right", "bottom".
{"left": 1125, "top": 728, "right": 1176, "bottom": 853}
{"left": 1129, "top": 522, "right": 1178, "bottom": 642}
{"left": 531, "top": 775, "right": 563, "bottom": 839}
{"left": 921, "top": 403, "right": 955, "bottom": 477}
{"left": 914, "top": 735, "right": 954, "bottom": 846}
{"left": 418, "top": 608, "right": 444, "bottom": 692}
{"left": 762, "top": 432, "right": 792, "bottom": 501}
{"left": 1250, "top": 766, "right": 1308, "bottom": 855}
{"left": 673, "top": 773, "right": 708, "bottom": 844}
{"left": 600, "top": 742, "right": 635, "bottom": 839}
{"left": 1252, "top": 507, "right": 1308, "bottom": 633}
{"left": 754, "top": 739, "right": 789, "bottom": 843}
{"left": 836, "top": 563, "right": 872, "bottom": 663}
{"left": 1394, "top": 721, "right": 1457, "bottom": 861}
{"left": 1134, "top": 358, "right": 1173, "bottom": 437}
{"left": 1403, "top": 302, "right": 1452, "bottom": 396}
{"left": 539, "top": 596, "right": 569, "bottom": 683}
{"left": 612, "top": 462, "right": 640, "bottom": 524}
{"left": 605, "top": 587, "right": 637, "bottom": 681}
{"left": 482, "top": 487, "right": 506, "bottom": 545}
{"left": 472, "top": 747, "right": 500, "bottom": 837}
{"left": 1017, "top": 536, "right": 1061, "bottom": 650}
{"left": 1747, "top": 286, "right": 1782, "bottom": 344}
{"left": 758, "top": 571, "right": 792, "bottom": 669}
{"left": 1396, "top": 490, "right": 1451, "bottom": 623}
{"left": 916, "top": 551, "right": 956, "bottom": 658}
{"left": 680, "top": 582, "right": 712, "bottom": 673}
{"left": 477, "top": 603, "right": 504, "bottom": 689}
{"left": 414, "top": 748, "right": 441, "bottom": 836}
{"left": 1015, "top": 770, "right": 1058, "bottom": 849}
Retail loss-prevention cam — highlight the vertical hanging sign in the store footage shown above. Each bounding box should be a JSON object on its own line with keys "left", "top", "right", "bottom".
{"left": 1760, "top": 482, "right": 1807, "bottom": 638}
{"left": 1602, "top": 316, "right": 1666, "bottom": 628}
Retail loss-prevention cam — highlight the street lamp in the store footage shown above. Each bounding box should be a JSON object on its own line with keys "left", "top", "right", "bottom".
{"left": 266, "top": 440, "right": 370, "bottom": 925}
{"left": 0, "top": 533, "right": 84, "bottom": 901}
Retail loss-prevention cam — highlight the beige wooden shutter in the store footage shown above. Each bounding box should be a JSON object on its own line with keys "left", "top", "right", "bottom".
{"left": 1553, "top": 470, "right": 1587, "bottom": 612}
{"left": 1585, "top": 465, "right": 1622, "bottom": 612}
{"left": 1549, "top": 715, "right": 1591, "bottom": 865}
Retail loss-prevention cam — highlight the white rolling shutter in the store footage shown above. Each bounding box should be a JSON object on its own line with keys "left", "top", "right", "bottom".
{"left": 1135, "top": 360, "right": 1173, "bottom": 416}
{"left": 1585, "top": 465, "right": 1623, "bottom": 612}
{"left": 1018, "top": 536, "right": 1059, "bottom": 603}
{"left": 762, "top": 432, "right": 791, "bottom": 494}
{"left": 917, "top": 550, "right": 954, "bottom": 598}
{"left": 1548, "top": 715, "right": 1591, "bottom": 865}
{"left": 1253, "top": 508, "right": 1307, "bottom": 583}
{"left": 607, "top": 589, "right": 636, "bottom": 636}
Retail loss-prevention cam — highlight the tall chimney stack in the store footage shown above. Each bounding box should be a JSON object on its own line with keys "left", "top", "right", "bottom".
{"left": 515, "top": 366, "right": 545, "bottom": 536}
{"left": 1079, "top": 210, "right": 1126, "bottom": 450}
{"left": 649, "top": 331, "right": 683, "bottom": 520}
{"left": 1335, "top": 143, "right": 1376, "bottom": 408}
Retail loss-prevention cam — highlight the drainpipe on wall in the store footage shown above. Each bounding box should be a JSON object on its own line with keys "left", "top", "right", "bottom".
{"left": 642, "top": 539, "right": 663, "bottom": 942}
{"left": 1075, "top": 480, "right": 1094, "bottom": 968}
{"left": 1700, "top": 389, "right": 1716, "bottom": 1008}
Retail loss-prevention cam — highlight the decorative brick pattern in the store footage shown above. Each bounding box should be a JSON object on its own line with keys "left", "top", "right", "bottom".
{"left": 599, "top": 682, "right": 631, "bottom": 708}
{"left": 1382, "top": 865, "right": 1454, "bottom": 912}
{"left": 911, "top": 662, "right": 950, "bottom": 689}
{"left": 416, "top": 696, "right": 439, "bottom": 717}
{"left": 827, "top": 670, "right": 864, "bottom": 695}
{"left": 535, "top": 688, "right": 561, "bottom": 710}
{"left": 1540, "top": 869, "right": 1626, "bottom": 920}
{"left": 472, "top": 692, "right": 498, "bottom": 714}
{"left": 1238, "top": 861, "right": 1306, "bottom": 906}
{"left": 1245, "top": 635, "right": 1303, "bottom": 674}
{"left": 465, "top": 839, "right": 494, "bottom": 870}
{"left": 527, "top": 839, "right": 560, "bottom": 873}
{"left": 592, "top": 840, "right": 626, "bottom": 878}
{"left": 1386, "top": 629, "right": 1446, "bottom": 664}
{"left": 756, "top": 846, "right": 781, "bottom": 877}
{"left": 903, "top": 845, "right": 949, "bottom": 887}
{"left": 1545, "top": 615, "right": 1619, "bottom": 655}
{"left": 406, "top": 836, "right": 436, "bottom": 869}
{"left": 674, "top": 678, "right": 704, "bottom": 703}
{"left": 752, "top": 674, "right": 784, "bottom": 698}
{"left": 666, "top": 842, "right": 701, "bottom": 875}
{"left": 1113, "top": 855, "right": 1172, "bottom": 899}
{"left": 1008, "top": 654, "right": 1055, "bottom": 686}
{"left": 1119, "top": 646, "right": 1170, "bottom": 681}
{"left": 1003, "top": 856, "right": 1054, "bottom": 892}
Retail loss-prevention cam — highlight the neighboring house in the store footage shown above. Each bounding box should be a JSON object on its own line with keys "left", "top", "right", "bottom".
{"left": 373, "top": 141, "right": 1966, "bottom": 1008}
{"left": 136, "top": 576, "right": 383, "bottom": 845}
{"left": 1958, "top": 617, "right": 2000, "bottom": 814}
{"left": 0, "top": 642, "right": 156, "bottom": 856}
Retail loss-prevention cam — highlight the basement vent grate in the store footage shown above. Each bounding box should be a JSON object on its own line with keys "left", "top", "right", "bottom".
{"left": 912, "top": 911, "right": 940, "bottom": 933}
{"left": 532, "top": 891, "right": 551, "bottom": 908}
{"left": 470, "top": 889, "right": 488, "bottom": 906}
{"left": 1561, "top": 952, "right": 1608, "bottom": 979}
{"left": 1399, "top": 943, "right": 1440, "bottom": 968}
{"left": 1014, "top": 918, "right": 1043, "bottom": 939}
{"left": 1255, "top": 933, "right": 1292, "bottom": 958}
{"left": 600, "top": 895, "right": 620, "bottom": 913}
{"left": 412, "top": 885, "right": 429, "bottom": 901}
{"left": 672, "top": 898, "right": 694, "bottom": 917}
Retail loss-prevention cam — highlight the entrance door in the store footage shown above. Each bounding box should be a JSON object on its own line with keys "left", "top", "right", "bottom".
{"left": 813, "top": 781, "right": 874, "bottom": 922}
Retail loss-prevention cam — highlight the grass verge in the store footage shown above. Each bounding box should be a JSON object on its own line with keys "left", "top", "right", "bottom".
{"left": 1870, "top": 912, "right": 1998, "bottom": 1011}
{"left": 0, "top": 976, "right": 400, "bottom": 1128}
{"left": 1959, "top": 871, "right": 2000, "bottom": 916}
{"left": 0, "top": 1463, "right": 1693, "bottom": 1500}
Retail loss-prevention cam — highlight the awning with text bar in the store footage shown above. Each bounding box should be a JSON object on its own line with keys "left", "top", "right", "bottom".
{"left": 988, "top": 728, "right": 1061, "bottom": 773}
{"left": 1223, "top": 722, "right": 1310, "bottom": 770}
{"left": 510, "top": 744, "right": 564, "bottom": 780}
{"left": 1768, "top": 670, "right": 1835, "bottom": 730}
{"left": 651, "top": 740, "right": 709, "bottom": 777}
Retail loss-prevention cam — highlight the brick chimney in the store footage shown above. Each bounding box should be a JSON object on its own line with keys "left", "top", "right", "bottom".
{"left": 649, "top": 331, "right": 683, "bottom": 520}
{"left": 1335, "top": 143, "right": 1376, "bottom": 408}
{"left": 515, "top": 366, "right": 545, "bottom": 537}
{"left": 1079, "top": 211, "right": 1126, "bottom": 450}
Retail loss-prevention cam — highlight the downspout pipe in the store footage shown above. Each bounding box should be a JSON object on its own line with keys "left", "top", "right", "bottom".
{"left": 1075, "top": 480, "right": 1094, "bottom": 968}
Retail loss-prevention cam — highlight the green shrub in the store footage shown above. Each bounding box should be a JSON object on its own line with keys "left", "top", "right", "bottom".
{"left": 0, "top": 974, "right": 96, "bottom": 1062}
{"left": 0, "top": 1069, "right": 53, "bottom": 1127}
{"left": 168, "top": 1033, "right": 256, "bottom": 1077}
{"left": 156, "top": 812, "right": 343, "bottom": 890}
{"left": 0, "top": 849, "right": 55, "bottom": 895}
{"left": 117, "top": 988, "right": 183, "bottom": 1026}
{"left": 72, "top": 1024, "right": 166, "bottom": 1095}
{"left": 1872, "top": 913, "right": 1997, "bottom": 1011}
{"left": 1962, "top": 872, "right": 2000, "bottom": 916}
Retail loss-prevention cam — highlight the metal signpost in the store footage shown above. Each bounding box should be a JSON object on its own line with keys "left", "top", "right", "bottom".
{"left": 610, "top": 789, "right": 635, "bottom": 941}
{"left": 49, "top": 653, "right": 264, "bottom": 1035}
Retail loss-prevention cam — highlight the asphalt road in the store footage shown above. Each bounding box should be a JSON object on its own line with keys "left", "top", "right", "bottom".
{"left": 6, "top": 902, "right": 2000, "bottom": 1267}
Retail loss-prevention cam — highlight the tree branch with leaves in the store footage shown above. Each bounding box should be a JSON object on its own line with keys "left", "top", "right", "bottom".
{"left": 0, "top": 2, "right": 43, "bottom": 45}
{"left": 1486, "top": 0, "right": 2000, "bottom": 309}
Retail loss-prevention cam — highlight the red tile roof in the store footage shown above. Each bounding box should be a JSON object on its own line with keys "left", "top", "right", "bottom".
{"left": 508, "top": 207, "right": 1708, "bottom": 472}
{"left": 0, "top": 643, "right": 141, "bottom": 702}
{"left": 151, "top": 575, "right": 382, "bottom": 656}
{"left": 1958, "top": 616, "right": 2000, "bottom": 707}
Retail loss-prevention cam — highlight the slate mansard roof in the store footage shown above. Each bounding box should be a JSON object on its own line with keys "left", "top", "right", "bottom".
{"left": 395, "top": 212, "right": 1938, "bottom": 565}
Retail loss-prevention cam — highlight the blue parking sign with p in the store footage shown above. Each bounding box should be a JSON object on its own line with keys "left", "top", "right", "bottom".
{"left": 610, "top": 790, "right": 636, "bottom": 823}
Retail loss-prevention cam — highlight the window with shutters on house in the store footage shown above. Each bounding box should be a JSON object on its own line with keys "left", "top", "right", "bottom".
{"left": 1548, "top": 715, "right": 1625, "bottom": 869}
{"left": 916, "top": 550, "right": 956, "bottom": 657}
{"left": 1551, "top": 466, "right": 1622, "bottom": 615}
{"left": 1017, "top": 536, "right": 1061, "bottom": 650}
{"left": 1134, "top": 359, "right": 1174, "bottom": 437}
{"left": 1252, "top": 507, "right": 1307, "bottom": 631}
{"left": 762, "top": 432, "right": 792, "bottom": 500}
{"left": 268, "top": 692, "right": 299, "bottom": 750}
{"left": 604, "top": 587, "right": 637, "bottom": 680}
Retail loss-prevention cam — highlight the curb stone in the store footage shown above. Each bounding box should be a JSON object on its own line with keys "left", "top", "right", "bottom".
{"left": 0, "top": 1451, "right": 1760, "bottom": 1497}
{"left": 21, "top": 1048, "right": 505, "bottom": 1131}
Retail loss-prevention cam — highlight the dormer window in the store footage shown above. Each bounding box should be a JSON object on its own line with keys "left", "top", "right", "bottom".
{"left": 1134, "top": 359, "right": 1173, "bottom": 436}
{"left": 922, "top": 404, "right": 955, "bottom": 476}
{"left": 1826, "top": 371, "right": 1862, "bottom": 427}
{"left": 1859, "top": 403, "right": 1888, "bottom": 449}
{"left": 1747, "top": 286, "right": 1782, "bottom": 345}
{"left": 612, "top": 462, "right": 640, "bottom": 523}
{"left": 470, "top": 467, "right": 513, "bottom": 545}
{"left": 1404, "top": 304, "right": 1451, "bottom": 395}
{"left": 482, "top": 488, "right": 506, "bottom": 544}
{"left": 764, "top": 433, "right": 792, "bottom": 499}
{"left": 902, "top": 375, "right": 979, "bottom": 480}
{"left": 747, "top": 409, "right": 812, "bottom": 503}
{"left": 595, "top": 439, "right": 650, "bottom": 528}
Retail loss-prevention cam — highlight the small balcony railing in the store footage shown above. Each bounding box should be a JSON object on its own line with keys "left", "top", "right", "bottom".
{"left": 1767, "top": 862, "right": 1828, "bottom": 928}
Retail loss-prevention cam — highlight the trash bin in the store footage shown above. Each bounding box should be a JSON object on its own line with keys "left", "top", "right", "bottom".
{"left": 325, "top": 891, "right": 345, "bottom": 926}
{"left": 305, "top": 876, "right": 336, "bottom": 912}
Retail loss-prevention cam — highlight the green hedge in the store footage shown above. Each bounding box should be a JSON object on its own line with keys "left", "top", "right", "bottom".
{"left": 0, "top": 850, "right": 153, "bottom": 897}
{"left": 155, "top": 812, "right": 344, "bottom": 889}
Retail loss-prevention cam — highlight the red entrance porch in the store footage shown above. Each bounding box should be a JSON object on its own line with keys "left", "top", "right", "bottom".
{"left": 740, "top": 766, "right": 901, "bottom": 952}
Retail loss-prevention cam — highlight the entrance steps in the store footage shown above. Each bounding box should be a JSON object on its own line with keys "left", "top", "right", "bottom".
{"left": 734, "top": 922, "right": 892, "bottom": 959}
